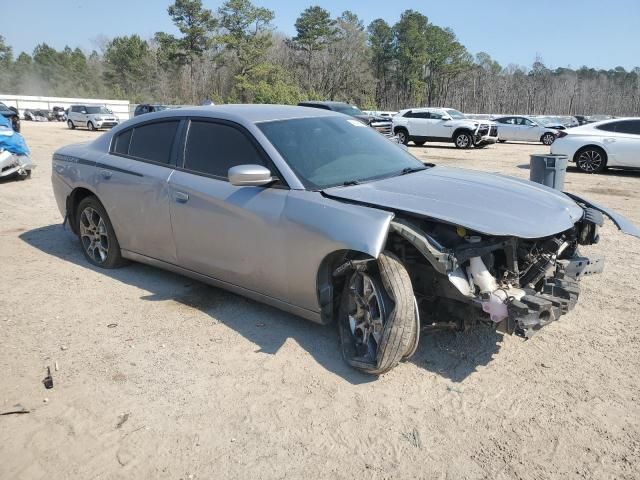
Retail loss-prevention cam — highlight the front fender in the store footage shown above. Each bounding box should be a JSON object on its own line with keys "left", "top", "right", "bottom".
{"left": 565, "top": 192, "right": 640, "bottom": 238}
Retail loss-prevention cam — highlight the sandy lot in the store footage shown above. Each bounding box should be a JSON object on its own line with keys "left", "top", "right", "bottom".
{"left": 1, "top": 122, "right": 639, "bottom": 479}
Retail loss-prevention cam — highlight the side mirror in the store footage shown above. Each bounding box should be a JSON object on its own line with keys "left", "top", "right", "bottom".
{"left": 441, "top": 116, "right": 452, "bottom": 121}
{"left": 228, "top": 164, "right": 274, "bottom": 187}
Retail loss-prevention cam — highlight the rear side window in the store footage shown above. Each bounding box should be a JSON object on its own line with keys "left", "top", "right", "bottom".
{"left": 184, "top": 121, "right": 266, "bottom": 178}
{"left": 612, "top": 120, "right": 640, "bottom": 135}
{"left": 596, "top": 122, "right": 620, "bottom": 133}
{"left": 128, "top": 121, "right": 179, "bottom": 164}
{"left": 113, "top": 129, "right": 132, "bottom": 155}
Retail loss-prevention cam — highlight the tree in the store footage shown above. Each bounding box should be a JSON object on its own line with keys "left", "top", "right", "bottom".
{"left": 164, "top": 0, "right": 218, "bottom": 101}
{"left": 218, "top": 0, "right": 275, "bottom": 102}
{"left": 0, "top": 35, "right": 13, "bottom": 91}
{"left": 103, "top": 35, "right": 151, "bottom": 100}
{"left": 392, "top": 10, "right": 430, "bottom": 106}
{"left": 367, "top": 19, "right": 394, "bottom": 107}
{"left": 292, "top": 6, "right": 335, "bottom": 89}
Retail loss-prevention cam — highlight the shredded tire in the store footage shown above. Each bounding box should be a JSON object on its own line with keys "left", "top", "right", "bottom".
{"left": 338, "top": 251, "right": 417, "bottom": 375}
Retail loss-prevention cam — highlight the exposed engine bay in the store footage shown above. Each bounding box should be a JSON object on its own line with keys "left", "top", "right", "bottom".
{"left": 386, "top": 207, "right": 605, "bottom": 338}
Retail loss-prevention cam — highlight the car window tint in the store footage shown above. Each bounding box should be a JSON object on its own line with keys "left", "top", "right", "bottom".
{"left": 184, "top": 121, "right": 266, "bottom": 178}
{"left": 113, "top": 129, "right": 133, "bottom": 155}
{"left": 430, "top": 111, "right": 444, "bottom": 120}
{"left": 614, "top": 120, "right": 640, "bottom": 135}
{"left": 595, "top": 122, "right": 619, "bottom": 132}
{"left": 128, "top": 121, "right": 179, "bottom": 164}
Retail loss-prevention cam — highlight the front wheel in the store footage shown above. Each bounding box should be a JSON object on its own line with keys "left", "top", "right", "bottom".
{"left": 395, "top": 130, "right": 409, "bottom": 146}
{"left": 575, "top": 147, "right": 607, "bottom": 173}
{"left": 338, "top": 252, "right": 417, "bottom": 375}
{"left": 87, "top": 121, "right": 96, "bottom": 131}
{"left": 454, "top": 132, "right": 472, "bottom": 149}
{"left": 76, "top": 196, "right": 126, "bottom": 268}
{"left": 541, "top": 133, "right": 555, "bottom": 145}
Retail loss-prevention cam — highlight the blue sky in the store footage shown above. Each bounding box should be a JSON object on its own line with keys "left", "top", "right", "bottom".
{"left": 3, "top": 0, "right": 639, "bottom": 70}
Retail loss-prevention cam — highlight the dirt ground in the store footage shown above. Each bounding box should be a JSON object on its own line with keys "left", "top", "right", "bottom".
{"left": 1, "top": 122, "right": 639, "bottom": 480}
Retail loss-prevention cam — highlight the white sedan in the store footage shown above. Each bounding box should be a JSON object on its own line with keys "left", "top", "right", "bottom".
{"left": 550, "top": 118, "right": 640, "bottom": 173}
{"left": 493, "top": 115, "right": 559, "bottom": 145}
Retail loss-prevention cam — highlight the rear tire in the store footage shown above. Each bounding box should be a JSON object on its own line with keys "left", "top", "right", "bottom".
{"left": 67, "top": 120, "right": 75, "bottom": 130}
{"left": 76, "top": 196, "right": 126, "bottom": 269}
{"left": 575, "top": 146, "right": 607, "bottom": 173}
{"left": 454, "top": 131, "right": 473, "bottom": 149}
{"left": 338, "top": 252, "right": 417, "bottom": 375}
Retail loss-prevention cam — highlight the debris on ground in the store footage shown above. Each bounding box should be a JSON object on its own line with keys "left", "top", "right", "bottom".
{"left": 0, "top": 404, "right": 30, "bottom": 415}
{"left": 43, "top": 367, "right": 53, "bottom": 389}
{"left": 116, "top": 412, "right": 130, "bottom": 429}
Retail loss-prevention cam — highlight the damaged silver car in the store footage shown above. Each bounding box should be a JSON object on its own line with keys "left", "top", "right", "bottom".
{"left": 51, "top": 105, "right": 639, "bottom": 374}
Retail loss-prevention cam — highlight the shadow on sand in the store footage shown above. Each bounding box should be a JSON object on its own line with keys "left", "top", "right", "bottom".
{"left": 20, "top": 224, "right": 503, "bottom": 384}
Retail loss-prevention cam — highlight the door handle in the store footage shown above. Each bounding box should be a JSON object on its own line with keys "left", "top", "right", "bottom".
{"left": 100, "top": 169, "right": 112, "bottom": 179}
{"left": 603, "top": 138, "right": 615, "bottom": 143}
{"left": 174, "top": 191, "right": 189, "bottom": 203}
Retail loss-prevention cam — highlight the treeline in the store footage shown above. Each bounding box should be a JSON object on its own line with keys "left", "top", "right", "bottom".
{"left": 1, "top": 0, "right": 639, "bottom": 116}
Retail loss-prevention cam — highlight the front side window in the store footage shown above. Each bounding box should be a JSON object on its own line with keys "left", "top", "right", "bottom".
{"left": 429, "top": 111, "right": 444, "bottom": 120}
{"left": 258, "top": 116, "right": 425, "bottom": 189}
{"left": 128, "top": 121, "right": 179, "bottom": 164}
{"left": 183, "top": 121, "right": 266, "bottom": 178}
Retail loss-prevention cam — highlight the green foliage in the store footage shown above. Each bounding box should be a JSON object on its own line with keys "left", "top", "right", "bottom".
{"left": 103, "top": 35, "right": 151, "bottom": 101}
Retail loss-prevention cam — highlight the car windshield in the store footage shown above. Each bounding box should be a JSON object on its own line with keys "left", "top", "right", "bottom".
{"left": 332, "top": 104, "right": 365, "bottom": 117}
{"left": 258, "top": 116, "right": 427, "bottom": 189}
{"left": 154, "top": 105, "right": 170, "bottom": 111}
{"left": 0, "top": 103, "right": 11, "bottom": 112}
{"left": 86, "top": 106, "right": 111, "bottom": 114}
{"left": 445, "top": 109, "right": 466, "bottom": 119}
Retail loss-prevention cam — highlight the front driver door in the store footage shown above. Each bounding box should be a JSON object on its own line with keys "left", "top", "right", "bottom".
{"left": 168, "top": 118, "right": 290, "bottom": 300}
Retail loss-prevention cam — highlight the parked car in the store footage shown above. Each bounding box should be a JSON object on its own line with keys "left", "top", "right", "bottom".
{"left": 0, "top": 102, "right": 20, "bottom": 132}
{"left": 298, "top": 101, "right": 392, "bottom": 136}
{"left": 24, "top": 109, "right": 52, "bottom": 122}
{"left": 392, "top": 107, "right": 498, "bottom": 148}
{"left": 51, "top": 105, "right": 638, "bottom": 374}
{"left": 67, "top": 105, "right": 119, "bottom": 131}
{"left": 52, "top": 106, "right": 67, "bottom": 122}
{"left": 550, "top": 118, "right": 640, "bottom": 173}
{"left": 493, "top": 115, "right": 559, "bottom": 145}
{"left": 134, "top": 104, "right": 171, "bottom": 117}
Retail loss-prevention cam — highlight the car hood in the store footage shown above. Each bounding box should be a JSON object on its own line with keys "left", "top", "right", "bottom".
{"left": 323, "top": 166, "right": 585, "bottom": 238}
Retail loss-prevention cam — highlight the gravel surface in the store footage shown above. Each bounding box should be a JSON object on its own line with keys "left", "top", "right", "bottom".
{"left": 1, "top": 123, "right": 639, "bottom": 479}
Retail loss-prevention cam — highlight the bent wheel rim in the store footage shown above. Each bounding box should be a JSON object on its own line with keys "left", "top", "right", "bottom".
{"left": 577, "top": 150, "right": 603, "bottom": 172}
{"left": 347, "top": 272, "right": 387, "bottom": 360}
{"left": 79, "top": 207, "right": 109, "bottom": 263}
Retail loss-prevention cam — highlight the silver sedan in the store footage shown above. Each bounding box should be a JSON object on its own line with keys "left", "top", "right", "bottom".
{"left": 51, "top": 105, "right": 638, "bottom": 375}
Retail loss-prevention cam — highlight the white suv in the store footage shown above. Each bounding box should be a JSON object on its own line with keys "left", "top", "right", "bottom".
{"left": 67, "top": 105, "right": 119, "bottom": 131}
{"left": 392, "top": 107, "right": 498, "bottom": 148}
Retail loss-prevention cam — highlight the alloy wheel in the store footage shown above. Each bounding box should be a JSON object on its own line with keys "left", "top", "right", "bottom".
{"left": 543, "top": 133, "right": 555, "bottom": 145}
{"left": 347, "top": 271, "right": 387, "bottom": 359}
{"left": 79, "top": 207, "right": 109, "bottom": 264}
{"left": 577, "top": 150, "right": 603, "bottom": 172}
{"left": 456, "top": 134, "right": 470, "bottom": 148}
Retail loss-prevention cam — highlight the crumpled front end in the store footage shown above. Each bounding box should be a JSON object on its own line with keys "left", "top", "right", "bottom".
{"left": 387, "top": 206, "right": 605, "bottom": 338}
{"left": 0, "top": 151, "right": 36, "bottom": 178}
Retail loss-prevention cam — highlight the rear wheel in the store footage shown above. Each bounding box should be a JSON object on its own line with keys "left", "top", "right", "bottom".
{"left": 76, "top": 196, "right": 126, "bottom": 268}
{"left": 541, "top": 132, "right": 556, "bottom": 145}
{"left": 575, "top": 146, "right": 607, "bottom": 173}
{"left": 338, "top": 252, "right": 417, "bottom": 374}
{"left": 67, "top": 120, "right": 75, "bottom": 130}
{"left": 454, "top": 131, "right": 472, "bottom": 149}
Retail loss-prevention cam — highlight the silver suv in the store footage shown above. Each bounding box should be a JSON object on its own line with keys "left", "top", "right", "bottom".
{"left": 67, "top": 105, "right": 119, "bottom": 131}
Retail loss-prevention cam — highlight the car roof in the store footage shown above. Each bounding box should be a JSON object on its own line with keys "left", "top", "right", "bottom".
{"left": 299, "top": 100, "right": 351, "bottom": 107}
{"left": 128, "top": 104, "right": 344, "bottom": 124}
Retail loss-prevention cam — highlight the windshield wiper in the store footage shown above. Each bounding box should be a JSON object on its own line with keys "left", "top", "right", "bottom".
{"left": 342, "top": 180, "right": 360, "bottom": 186}
{"left": 398, "top": 166, "right": 427, "bottom": 176}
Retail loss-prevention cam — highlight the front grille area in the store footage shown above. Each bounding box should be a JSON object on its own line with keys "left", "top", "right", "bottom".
{"left": 371, "top": 122, "right": 393, "bottom": 137}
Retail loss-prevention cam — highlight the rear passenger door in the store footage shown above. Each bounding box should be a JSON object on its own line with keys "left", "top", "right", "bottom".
{"left": 96, "top": 119, "right": 181, "bottom": 263}
{"left": 168, "top": 118, "right": 290, "bottom": 300}
{"left": 406, "top": 111, "right": 430, "bottom": 137}
{"left": 606, "top": 120, "right": 640, "bottom": 167}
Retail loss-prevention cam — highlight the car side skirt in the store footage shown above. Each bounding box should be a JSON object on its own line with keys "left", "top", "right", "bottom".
{"left": 121, "top": 249, "right": 324, "bottom": 324}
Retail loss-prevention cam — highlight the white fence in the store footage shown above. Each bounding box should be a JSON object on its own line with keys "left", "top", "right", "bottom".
{"left": 0, "top": 94, "right": 131, "bottom": 120}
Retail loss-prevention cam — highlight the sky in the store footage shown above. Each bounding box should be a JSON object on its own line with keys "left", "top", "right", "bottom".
{"left": 3, "top": 0, "right": 640, "bottom": 70}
